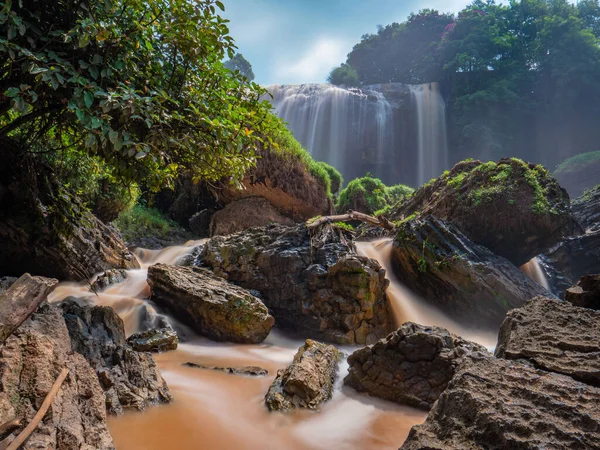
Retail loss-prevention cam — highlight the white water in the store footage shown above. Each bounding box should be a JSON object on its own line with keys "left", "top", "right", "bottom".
{"left": 267, "top": 83, "right": 396, "bottom": 184}
{"left": 520, "top": 257, "right": 550, "bottom": 290}
{"left": 409, "top": 83, "right": 449, "bottom": 186}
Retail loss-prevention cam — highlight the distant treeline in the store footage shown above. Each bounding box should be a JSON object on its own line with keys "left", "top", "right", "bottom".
{"left": 329, "top": 0, "right": 600, "bottom": 168}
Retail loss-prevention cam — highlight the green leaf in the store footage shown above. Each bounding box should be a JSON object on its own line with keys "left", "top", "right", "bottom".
{"left": 108, "top": 130, "right": 119, "bottom": 144}
{"left": 84, "top": 91, "right": 94, "bottom": 108}
{"left": 4, "top": 87, "right": 20, "bottom": 97}
{"left": 78, "top": 34, "right": 90, "bottom": 48}
{"left": 215, "top": 1, "right": 224, "bottom": 11}
{"left": 7, "top": 26, "right": 16, "bottom": 40}
{"left": 89, "top": 66, "right": 99, "bottom": 80}
{"left": 90, "top": 117, "right": 102, "bottom": 129}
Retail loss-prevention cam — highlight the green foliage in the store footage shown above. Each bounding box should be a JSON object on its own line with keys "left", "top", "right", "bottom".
{"left": 327, "top": 64, "right": 360, "bottom": 87}
{"left": 554, "top": 151, "right": 600, "bottom": 175}
{"left": 0, "top": 0, "right": 276, "bottom": 191}
{"left": 333, "top": 222, "right": 354, "bottom": 232}
{"left": 224, "top": 53, "right": 255, "bottom": 82}
{"left": 114, "top": 204, "right": 176, "bottom": 242}
{"left": 337, "top": 176, "right": 413, "bottom": 215}
{"left": 316, "top": 162, "right": 343, "bottom": 194}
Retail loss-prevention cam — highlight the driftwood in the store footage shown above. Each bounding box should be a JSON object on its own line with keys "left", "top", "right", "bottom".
{"left": 0, "top": 418, "right": 22, "bottom": 440}
{"left": 0, "top": 274, "right": 58, "bottom": 345}
{"left": 3, "top": 368, "right": 69, "bottom": 450}
{"left": 307, "top": 211, "right": 395, "bottom": 231}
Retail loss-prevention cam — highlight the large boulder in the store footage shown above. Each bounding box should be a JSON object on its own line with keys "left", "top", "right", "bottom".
{"left": 265, "top": 340, "right": 341, "bottom": 411}
{"left": 0, "top": 145, "right": 139, "bottom": 280}
{"left": 209, "top": 196, "right": 294, "bottom": 237}
{"left": 0, "top": 304, "right": 114, "bottom": 449}
{"left": 395, "top": 158, "right": 573, "bottom": 266}
{"left": 392, "top": 216, "right": 551, "bottom": 328}
{"left": 566, "top": 274, "right": 600, "bottom": 310}
{"left": 196, "top": 224, "right": 393, "bottom": 345}
{"left": 344, "top": 323, "right": 487, "bottom": 410}
{"left": 61, "top": 301, "right": 171, "bottom": 415}
{"left": 496, "top": 296, "right": 600, "bottom": 385}
{"left": 147, "top": 264, "right": 274, "bottom": 344}
{"left": 400, "top": 354, "right": 600, "bottom": 450}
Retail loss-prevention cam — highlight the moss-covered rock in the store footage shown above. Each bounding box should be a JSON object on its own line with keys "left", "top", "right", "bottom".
{"left": 394, "top": 158, "right": 573, "bottom": 266}
{"left": 554, "top": 151, "right": 600, "bottom": 198}
{"left": 0, "top": 142, "right": 139, "bottom": 280}
{"left": 337, "top": 176, "right": 413, "bottom": 215}
{"left": 392, "top": 216, "right": 552, "bottom": 328}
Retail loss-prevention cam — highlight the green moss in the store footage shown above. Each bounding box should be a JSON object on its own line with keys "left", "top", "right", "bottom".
{"left": 333, "top": 221, "right": 354, "bottom": 232}
{"left": 447, "top": 172, "right": 468, "bottom": 190}
{"left": 316, "top": 162, "right": 343, "bottom": 195}
{"left": 554, "top": 151, "right": 600, "bottom": 175}
{"left": 337, "top": 177, "right": 413, "bottom": 215}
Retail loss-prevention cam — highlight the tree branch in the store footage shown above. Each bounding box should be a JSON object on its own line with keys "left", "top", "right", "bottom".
{"left": 307, "top": 211, "right": 395, "bottom": 231}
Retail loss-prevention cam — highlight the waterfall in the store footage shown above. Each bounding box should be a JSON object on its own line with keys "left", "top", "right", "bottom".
{"left": 409, "top": 83, "right": 449, "bottom": 187}
{"left": 267, "top": 84, "right": 397, "bottom": 185}
{"left": 520, "top": 257, "right": 550, "bottom": 290}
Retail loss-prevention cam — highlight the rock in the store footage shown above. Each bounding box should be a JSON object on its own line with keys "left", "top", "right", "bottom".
{"left": 344, "top": 323, "right": 487, "bottom": 410}
{"left": 147, "top": 264, "right": 274, "bottom": 344}
{"left": 61, "top": 301, "right": 171, "bottom": 415}
{"left": 183, "top": 362, "right": 268, "bottom": 376}
{"left": 196, "top": 224, "right": 393, "bottom": 345}
{"left": 395, "top": 158, "right": 573, "bottom": 266}
{"left": 572, "top": 184, "right": 600, "bottom": 232}
{"left": 0, "top": 304, "right": 114, "bottom": 449}
{"left": 392, "top": 216, "right": 551, "bottom": 328}
{"left": 0, "top": 273, "right": 58, "bottom": 345}
{"left": 0, "top": 145, "right": 139, "bottom": 280}
{"left": 127, "top": 328, "right": 178, "bottom": 352}
{"left": 189, "top": 208, "right": 215, "bottom": 237}
{"left": 0, "top": 276, "right": 17, "bottom": 294}
{"left": 566, "top": 274, "right": 600, "bottom": 309}
{"left": 400, "top": 354, "right": 600, "bottom": 450}
{"left": 265, "top": 340, "right": 341, "bottom": 411}
{"left": 496, "top": 296, "right": 600, "bottom": 385}
{"left": 209, "top": 197, "right": 294, "bottom": 237}
{"left": 91, "top": 269, "right": 128, "bottom": 292}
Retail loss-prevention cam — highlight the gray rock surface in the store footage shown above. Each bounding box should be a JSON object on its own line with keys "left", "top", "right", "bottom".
{"left": 127, "top": 328, "right": 178, "bottom": 352}
{"left": 345, "top": 323, "right": 487, "bottom": 410}
{"left": 91, "top": 269, "right": 128, "bottom": 292}
{"left": 209, "top": 197, "right": 293, "bottom": 236}
{"left": 196, "top": 224, "right": 393, "bottom": 345}
{"left": 566, "top": 273, "right": 600, "bottom": 310}
{"left": 61, "top": 301, "right": 171, "bottom": 415}
{"left": 147, "top": 264, "right": 274, "bottom": 344}
{"left": 183, "top": 363, "right": 268, "bottom": 376}
{"left": 0, "top": 304, "right": 114, "bottom": 449}
{"left": 265, "top": 340, "right": 341, "bottom": 411}
{"left": 496, "top": 296, "right": 600, "bottom": 385}
{"left": 392, "top": 216, "right": 552, "bottom": 327}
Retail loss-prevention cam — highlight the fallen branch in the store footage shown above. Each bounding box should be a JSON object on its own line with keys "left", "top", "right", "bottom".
{"left": 307, "top": 211, "right": 395, "bottom": 231}
{"left": 0, "top": 418, "right": 22, "bottom": 439}
{"left": 4, "top": 368, "right": 69, "bottom": 450}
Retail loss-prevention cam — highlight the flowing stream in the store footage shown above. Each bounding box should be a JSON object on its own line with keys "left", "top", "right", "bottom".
{"left": 520, "top": 257, "right": 550, "bottom": 290}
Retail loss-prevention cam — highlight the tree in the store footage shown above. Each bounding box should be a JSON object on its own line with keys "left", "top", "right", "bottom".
{"left": 327, "top": 64, "right": 360, "bottom": 86}
{"left": 0, "top": 0, "right": 275, "bottom": 190}
{"left": 224, "top": 53, "right": 255, "bottom": 82}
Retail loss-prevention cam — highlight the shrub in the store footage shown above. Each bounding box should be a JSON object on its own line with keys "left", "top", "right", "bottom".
{"left": 337, "top": 176, "right": 414, "bottom": 215}
{"left": 114, "top": 204, "right": 177, "bottom": 243}
{"left": 316, "top": 162, "right": 343, "bottom": 195}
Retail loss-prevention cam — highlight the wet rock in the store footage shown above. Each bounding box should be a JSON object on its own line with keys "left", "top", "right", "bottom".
{"left": 209, "top": 196, "right": 294, "bottom": 237}
{"left": 197, "top": 224, "right": 393, "bottom": 345}
{"left": 183, "top": 362, "right": 268, "bottom": 376}
{"left": 565, "top": 274, "right": 600, "bottom": 309}
{"left": 0, "top": 273, "right": 58, "bottom": 345}
{"left": 147, "top": 264, "right": 274, "bottom": 344}
{"left": 0, "top": 304, "right": 114, "bottom": 449}
{"left": 91, "top": 269, "right": 128, "bottom": 292}
{"left": 395, "top": 158, "right": 573, "bottom": 266}
{"left": 61, "top": 300, "right": 171, "bottom": 415}
{"left": 0, "top": 276, "right": 17, "bottom": 294}
{"left": 400, "top": 354, "right": 600, "bottom": 450}
{"left": 189, "top": 208, "right": 215, "bottom": 237}
{"left": 265, "top": 340, "right": 341, "bottom": 411}
{"left": 127, "top": 328, "right": 178, "bottom": 352}
{"left": 496, "top": 296, "right": 600, "bottom": 385}
{"left": 0, "top": 146, "right": 139, "bottom": 280}
{"left": 344, "top": 323, "right": 487, "bottom": 410}
{"left": 392, "top": 216, "right": 551, "bottom": 328}
{"left": 573, "top": 184, "right": 600, "bottom": 231}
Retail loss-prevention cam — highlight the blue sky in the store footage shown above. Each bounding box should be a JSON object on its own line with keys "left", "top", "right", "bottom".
{"left": 221, "top": 0, "right": 476, "bottom": 85}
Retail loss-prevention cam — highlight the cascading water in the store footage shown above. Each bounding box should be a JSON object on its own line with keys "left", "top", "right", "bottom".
{"left": 520, "top": 257, "right": 550, "bottom": 291}
{"left": 409, "top": 83, "right": 449, "bottom": 187}
{"left": 267, "top": 83, "right": 449, "bottom": 187}
{"left": 49, "top": 240, "right": 430, "bottom": 450}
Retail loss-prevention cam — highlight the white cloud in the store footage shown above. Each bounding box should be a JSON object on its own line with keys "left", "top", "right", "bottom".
{"left": 274, "top": 38, "right": 349, "bottom": 84}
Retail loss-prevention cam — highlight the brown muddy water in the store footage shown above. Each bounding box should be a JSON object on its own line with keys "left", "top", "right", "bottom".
{"left": 48, "top": 237, "right": 515, "bottom": 449}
